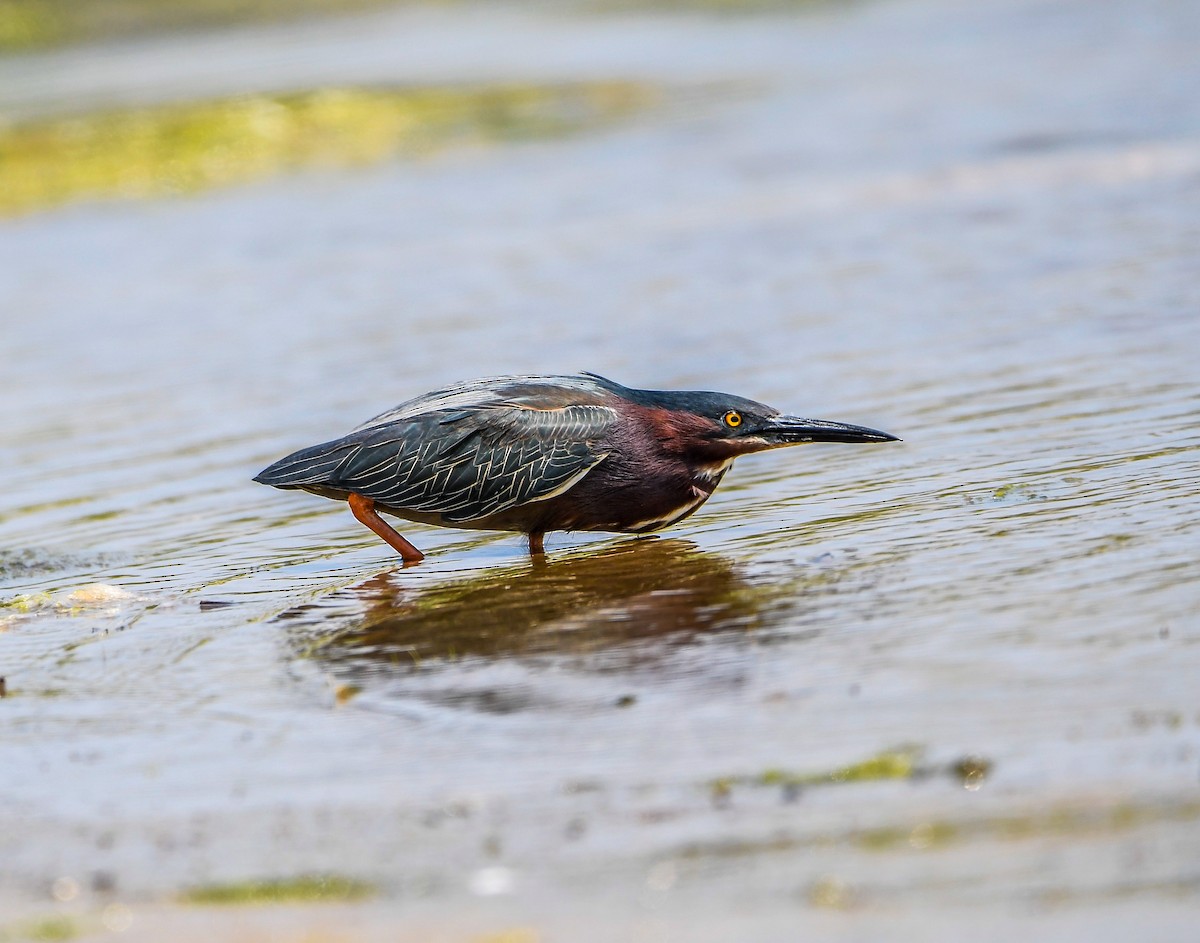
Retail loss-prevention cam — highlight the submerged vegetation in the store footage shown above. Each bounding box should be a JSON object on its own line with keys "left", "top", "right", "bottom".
{"left": 681, "top": 798, "right": 1200, "bottom": 861}
{"left": 0, "top": 0, "right": 407, "bottom": 52}
{"left": 710, "top": 750, "right": 993, "bottom": 802}
{"left": 711, "top": 747, "right": 925, "bottom": 797}
{"left": 0, "top": 81, "right": 655, "bottom": 216}
{"left": 0, "top": 0, "right": 846, "bottom": 53}
{"left": 0, "top": 914, "right": 79, "bottom": 942}
{"left": 181, "top": 874, "right": 375, "bottom": 905}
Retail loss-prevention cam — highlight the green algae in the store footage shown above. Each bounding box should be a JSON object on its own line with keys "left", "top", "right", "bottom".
{"left": 180, "top": 874, "right": 374, "bottom": 905}
{"left": 0, "top": 0, "right": 404, "bottom": 52}
{"left": 855, "top": 820, "right": 960, "bottom": 851}
{"left": 679, "top": 799, "right": 1200, "bottom": 861}
{"left": 0, "top": 0, "right": 857, "bottom": 53}
{"left": 0, "top": 915, "right": 79, "bottom": 942}
{"left": 0, "top": 0, "right": 61, "bottom": 51}
{"left": 824, "top": 749, "right": 919, "bottom": 783}
{"left": 853, "top": 800, "right": 1200, "bottom": 853}
{"left": 0, "top": 592, "right": 53, "bottom": 613}
{"left": 681, "top": 796, "right": 1200, "bottom": 863}
{"left": 716, "top": 747, "right": 924, "bottom": 794}
{"left": 0, "top": 81, "right": 656, "bottom": 217}
{"left": 710, "top": 750, "right": 996, "bottom": 806}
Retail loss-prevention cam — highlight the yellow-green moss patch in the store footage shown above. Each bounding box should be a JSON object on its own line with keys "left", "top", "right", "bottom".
{"left": 0, "top": 0, "right": 404, "bottom": 52}
{"left": 723, "top": 747, "right": 924, "bottom": 792}
{"left": 181, "top": 874, "right": 375, "bottom": 905}
{"left": 0, "top": 914, "right": 80, "bottom": 942}
{"left": 0, "top": 81, "right": 656, "bottom": 216}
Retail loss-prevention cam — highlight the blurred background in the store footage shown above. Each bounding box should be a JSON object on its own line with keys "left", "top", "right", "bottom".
{"left": 1, "top": 0, "right": 1198, "bottom": 940}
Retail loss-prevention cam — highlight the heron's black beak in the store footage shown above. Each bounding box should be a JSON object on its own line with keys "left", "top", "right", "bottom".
{"left": 758, "top": 415, "right": 900, "bottom": 445}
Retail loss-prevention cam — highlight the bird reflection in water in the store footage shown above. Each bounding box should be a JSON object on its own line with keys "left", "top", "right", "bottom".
{"left": 301, "top": 539, "right": 763, "bottom": 671}
{"left": 283, "top": 539, "right": 822, "bottom": 714}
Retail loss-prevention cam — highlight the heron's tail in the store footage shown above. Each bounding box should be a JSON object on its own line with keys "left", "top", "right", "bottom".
{"left": 254, "top": 439, "right": 358, "bottom": 489}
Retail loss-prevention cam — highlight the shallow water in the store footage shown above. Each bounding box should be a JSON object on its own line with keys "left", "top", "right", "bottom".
{"left": 1, "top": 0, "right": 1199, "bottom": 938}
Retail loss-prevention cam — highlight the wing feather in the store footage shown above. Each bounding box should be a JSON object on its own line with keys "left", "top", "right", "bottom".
{"left": 258, "top": 373, "right": 622, "bottom": 524}
{"left": 313, "top": 402, "right": 617, "bottom": 522}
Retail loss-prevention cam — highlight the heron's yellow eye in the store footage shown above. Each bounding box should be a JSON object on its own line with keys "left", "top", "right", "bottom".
{"left": 723, "top": 411, "right": 743, "bottom": 428}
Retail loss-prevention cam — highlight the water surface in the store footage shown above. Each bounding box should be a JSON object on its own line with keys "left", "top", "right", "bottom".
{"left": 1, "top": 0, "right": 1199, "bottom": 939}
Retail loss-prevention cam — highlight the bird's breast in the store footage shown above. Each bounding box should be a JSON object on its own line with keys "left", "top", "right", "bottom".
{"left": 621, "top": 458, "right": 733, "bottom": 534}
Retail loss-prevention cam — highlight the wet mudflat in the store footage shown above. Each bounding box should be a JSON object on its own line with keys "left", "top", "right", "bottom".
{"left": 1, "top": 0, "right": 1199, "bottom": 939}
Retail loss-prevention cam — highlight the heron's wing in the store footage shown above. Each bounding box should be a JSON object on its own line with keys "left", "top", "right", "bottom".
{"left": 354, "top": 374, "right": 623, "bottom": 431}
{"left": 284, "top": 403, "right": 617, "bottom": 522}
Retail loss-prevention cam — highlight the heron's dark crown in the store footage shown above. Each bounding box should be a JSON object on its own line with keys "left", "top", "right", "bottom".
{"left": 619, "top": 387, "right": 776, "bottom": 421}
{"left": 540, "top": 374, "right": 783, "bottom": 449}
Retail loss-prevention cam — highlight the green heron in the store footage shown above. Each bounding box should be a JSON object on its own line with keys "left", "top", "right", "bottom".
{"left": 254, "top": 373, "right": 898, "bottom": 562}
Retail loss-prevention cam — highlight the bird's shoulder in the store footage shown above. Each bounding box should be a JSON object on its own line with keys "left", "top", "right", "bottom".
{"left": 354, "top": 373, "right": 626, "bottom": 432}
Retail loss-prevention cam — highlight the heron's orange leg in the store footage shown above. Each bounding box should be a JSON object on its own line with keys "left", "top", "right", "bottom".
{"left": 528, "top": 531, "right": 545, "bottom": 557}
{"left": 348, "top": 493, "right": 424, "bottom": 563}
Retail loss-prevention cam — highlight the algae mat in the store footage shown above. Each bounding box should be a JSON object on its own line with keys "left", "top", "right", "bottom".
{"left": 0, "top": 81, "right": 654, "bottom": 216}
